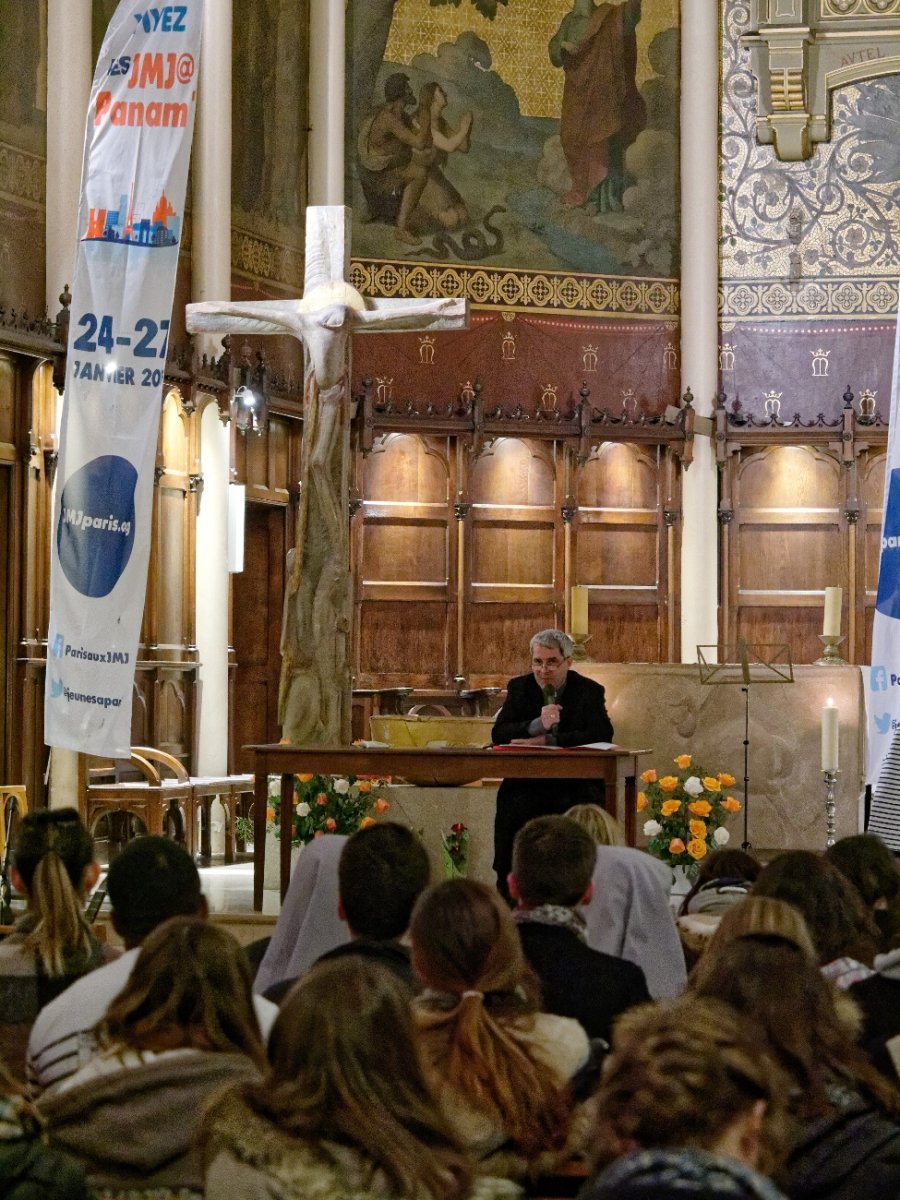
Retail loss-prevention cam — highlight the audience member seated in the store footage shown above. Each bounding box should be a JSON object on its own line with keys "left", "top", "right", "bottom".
{"left": 27, "top": 834, "right": 278, "bottom": 1093}
{"left": 38, "top": 918, "right": 266, "bottom": 1198}
{"left": 581, "top": 996, "right": 791, "bottom": 1200}
{"left": 691, "top": 933, "right": 900, "bottom": 1200}
{"left": 565, "top": 803, "right": 627, "bottom": 847}
{"left": 827, "top": 834, "right": 900, "bottom": 953}
{"left": 0, "top": 809, "right": 111, "bottom": 1082}
{"left": 253, "top": 834, "right": 349, "bottom": 995}
{"left": 262, "top": 823, "right": 430, "bottom": 1004}
{"left": 753, "top": 851, "right": 881, "bottom": 989}
{"left": 410, "top": 878, "right": 590, "bottom": 1173}
{"left": 680, "top": 848, "right": 762, "bottom": 917}
{"left": 567, "top": 806, "right": 686, "bottom": 999}
{"left": 508, "top": 816, "right": 650, "bottom": 1039}
{"left": 675, "top": 849, "right": 762, "bottom": 969}
{"left": 0, "top": 1056, "right": 89, "bottom": 1200}
{"left": 702, "top": 896, "right": 818, "bottom": 966}
{"left": 202, "top": 957, "right": 477, "bottom": 1200}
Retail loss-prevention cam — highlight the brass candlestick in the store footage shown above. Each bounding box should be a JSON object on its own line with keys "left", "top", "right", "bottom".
{"left": 569, "top": 632, "right": 592, "bottom": 663}
{"left": 822, "top": 769, "right": 839, "bottom": 848}
{"left": 815, "top": 634, "right": 846, "bottom": 666}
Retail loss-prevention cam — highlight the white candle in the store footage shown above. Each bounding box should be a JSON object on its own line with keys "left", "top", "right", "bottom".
{"left": 571, "top": 585, "right": 589, "bottom": 639}
{"left": 821, "top": 700, "right": 839, "bottom": 772}
{"left": 823, "top": 587, "right": 842, "bottom": 637}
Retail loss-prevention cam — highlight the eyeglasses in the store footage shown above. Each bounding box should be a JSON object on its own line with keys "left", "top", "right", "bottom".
{"left": 532, "top": 657, "right": 563, "bottom": 668}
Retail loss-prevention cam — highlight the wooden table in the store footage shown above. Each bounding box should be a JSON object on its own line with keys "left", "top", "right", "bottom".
{"left": 250, "top": 744, "right": 646, "bottom": 910}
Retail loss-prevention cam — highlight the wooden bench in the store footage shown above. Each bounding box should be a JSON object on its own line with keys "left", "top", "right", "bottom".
{"left": 82, "top": 748, "right": 253, "bottom": 865}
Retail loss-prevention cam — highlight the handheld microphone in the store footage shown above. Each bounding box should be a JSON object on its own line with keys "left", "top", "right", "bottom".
{"left": 542, "top": 685, "right": 557, "bottom": 706}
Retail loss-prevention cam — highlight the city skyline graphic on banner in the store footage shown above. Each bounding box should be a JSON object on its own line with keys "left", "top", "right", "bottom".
{"left": 84, "top": 183, "right": 180, "bottom": 247}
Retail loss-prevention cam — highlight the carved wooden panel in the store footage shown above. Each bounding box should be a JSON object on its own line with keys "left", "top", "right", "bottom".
{"left": 725, "top": 445, "right": 845, "bottom": 665}
{"left": 231, "top": 503, "right": 287, "bottom": 772}
{"left": 0, "top": 465, "right": 9, "bottom": 783}
{"left": 0, "top": 355, "right": 15, "bottom": 445}
{"left": 465, "top": 606, "right": 557, "bottom": 681}
{"left": 356, "top": 435, "right": 454, "bottom": 684}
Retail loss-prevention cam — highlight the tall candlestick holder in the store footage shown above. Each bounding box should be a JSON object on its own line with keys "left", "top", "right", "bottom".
{"left": 822, "top": 769, "right": 839, "bottom": 847}
{"left": 569, "top": 633, "right": 592, "bottom": 663}
{"left": 815, "top": 634, "right": 846, "bottom": 666}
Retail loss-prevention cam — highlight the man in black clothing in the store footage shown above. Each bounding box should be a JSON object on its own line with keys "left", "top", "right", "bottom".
{"left": 264, "top": 822, "right": 429, "bottom": 1002}
{"left": 491, "top": 628, "right": 614, "bottom": 894}
{"left": 510, "top": 815, "right": 650, "bottom": 1044}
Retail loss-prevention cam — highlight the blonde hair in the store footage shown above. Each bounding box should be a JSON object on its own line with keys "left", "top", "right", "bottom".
{"left": 702, "top": 896, "right": 817, "bottom": 966}
{"left": 411, "top": 880, "right": 571, "bottom": 1157}
{"left": 565, "top": 803, "right": 626, "bottom": 847}
{"left": 13, "top": 809, "right": 96, "bottom": 977}
{"left": 593, "top": 996, "right": 792, "bottom": 1175}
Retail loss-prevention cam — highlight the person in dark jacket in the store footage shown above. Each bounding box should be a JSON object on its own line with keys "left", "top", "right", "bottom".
{"left": 509, "top": 815, "right": 649, "bottom": 1043}
{"left": 491, "top": 629, "right": 614, "bottom": 895}
{"left": 263, "top": 823, "right": 430, "bottom": 1003}
{"left": 691, "top": 933, "right": 900, "bottom": 1200}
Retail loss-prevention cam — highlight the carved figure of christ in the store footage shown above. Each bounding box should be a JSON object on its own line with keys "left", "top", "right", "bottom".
{"left": 186, "top": 206, "right": 468, "bottom": 745}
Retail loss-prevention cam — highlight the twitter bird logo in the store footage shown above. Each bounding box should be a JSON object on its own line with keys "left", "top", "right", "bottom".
{"left": 876, "top": 712, "right": 892, "bottom": 735}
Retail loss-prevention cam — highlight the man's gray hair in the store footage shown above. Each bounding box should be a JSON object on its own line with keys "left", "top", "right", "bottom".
{"left": 530, "top": 629, "right": 574, "bottom": 659}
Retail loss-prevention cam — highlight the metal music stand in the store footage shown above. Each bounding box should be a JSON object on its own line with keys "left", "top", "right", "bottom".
{"left": 696, "top": 641, "right": 794, "bottom": 850}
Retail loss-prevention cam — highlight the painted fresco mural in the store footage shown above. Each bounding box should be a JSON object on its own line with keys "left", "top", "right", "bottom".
{"left": 347, "top": 0, "right": 680, "bottom": 282}
{"left": 719, "top": 0, "right": 900, "bottom": 422}
{"left": 0, "top": 0, "right": 46, "bottom": 314}
{"left": 348, "top": 0, "right": 681, "bottom": 417}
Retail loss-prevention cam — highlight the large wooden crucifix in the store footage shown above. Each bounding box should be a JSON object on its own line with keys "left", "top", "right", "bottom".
{"left": 187, "top": 206, "right": 468, "bottom": 745}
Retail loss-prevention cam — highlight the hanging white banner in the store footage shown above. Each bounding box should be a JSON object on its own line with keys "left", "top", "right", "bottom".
{"left": 866, "top": 291, "right": 900, "bottom": 845}
{"left": 45, "top": 0, "right": 204, "bottom": 757}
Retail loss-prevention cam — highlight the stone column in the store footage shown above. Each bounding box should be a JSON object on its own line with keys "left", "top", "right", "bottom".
{"left": 679, "top": 0, "right": 720, "bottom": 661}
{"left": 308, "top": 0, "right": 345, "bottom": 205}
{"left": 45, "top": 0, "right": 92, "bottom": 311}
{"left": 46, "top": 0, "right": 92, "bottom": 807}
{"left": 193, "top": 1, "right": 232, "bottom": 776}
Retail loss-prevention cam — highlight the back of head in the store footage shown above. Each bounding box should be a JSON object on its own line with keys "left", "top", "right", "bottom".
{"left": 680, "top": 849, "right": 761, "bottom": 917}
{"left": 410, "top": 878, "right": 526, "bottom": 995}
{"left": 107, "top": 835, "right": 203, "bottom": 945}
{"left": 101, "top": 917, "right": 265, "bottom": 1068}
{"left": 593, "top": 995, "right": 790, "bottom": 1175}
{"left": 251, "top": 957, "right": 472, "bottom": 1200}
{"left": 565, "top": 804, "right": 626, "bottom": 847}
{"left": 411, "top": 880, "right": 570, "bottom": 1157}
{"left": 704, "top": 896, "right": 817, "bottom": 964}
{"left": 826, "top": 835, "right": 899, "bottom": 901}
{"left": 512, "top": 815, "right": 596, "bottom": 906}
{"left": 13, "top": 808, "right": 96, "bottom": 977}
{"left": 690, "top": 933, "right": 900, "bottom": 1120}
{"left": 753, "top": 850, "right": 879, "bottom": 965}
{"left": 338, "top": 823, "right": 430, "bottom": 940}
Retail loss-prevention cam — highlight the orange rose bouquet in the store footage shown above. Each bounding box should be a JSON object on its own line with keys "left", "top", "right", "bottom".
{"left": 637, "top": 755, "right": 741, "bottom": 870}
{"left": 267, "top": 773, "right": 390, "bottom": 846}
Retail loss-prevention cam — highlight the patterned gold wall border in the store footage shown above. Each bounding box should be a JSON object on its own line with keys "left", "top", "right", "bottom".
{"left": 0, "top": 142, "right": 45, "bottom": 211}
{"left": 720, "top": 278, "right": 900, "bottom": 321}
{"left": 231, "top": 227, "right": 305, "bottom": 293}
{"left": 349, "top": 259, "right": 679, "bottom": 320}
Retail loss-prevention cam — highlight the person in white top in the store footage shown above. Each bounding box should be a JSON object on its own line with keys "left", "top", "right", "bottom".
{"left": 27, "top": 835, "right": 277, "bottom": 1094}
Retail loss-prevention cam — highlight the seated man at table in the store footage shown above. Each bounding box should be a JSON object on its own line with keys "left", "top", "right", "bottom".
{"left": 491, "top": 628, "right": 613, "bottom": 896}
{"left": 510, "top": 815, "right": 650, "bottom": 1043}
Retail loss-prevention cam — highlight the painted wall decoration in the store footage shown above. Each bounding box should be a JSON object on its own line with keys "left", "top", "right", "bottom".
{"left": 719, "top": 0, "right": 900, "bottom": 421}
{"left": 352, "top": 311, "right": 681, "bottom": 419}
{"left": 231, "top": 0, "right": 308, "bottom": 299}
{"left": 0, "top": 0, "right": 47, "bottom": 314}
{"left": 347, "top": 0, "right": 681, "bottom": 314}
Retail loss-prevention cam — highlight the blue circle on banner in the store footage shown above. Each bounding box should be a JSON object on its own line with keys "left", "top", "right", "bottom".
{"left": 57, "top": 456, "right": 137, "bottom": 598}
{"left": 877, "top": 468, "right": 900, "bottom": 619}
